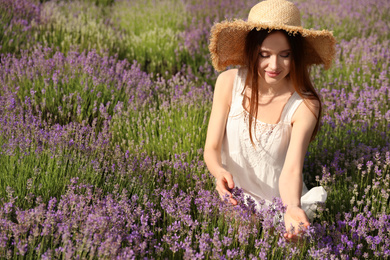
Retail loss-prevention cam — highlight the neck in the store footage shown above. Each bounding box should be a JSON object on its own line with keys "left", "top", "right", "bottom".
{"left": 257, "top": 77, "right": 293, "bottom": 97}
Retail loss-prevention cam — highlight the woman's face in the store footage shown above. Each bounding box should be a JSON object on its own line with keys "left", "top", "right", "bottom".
{"left": 257, "top": 31, "right": 292, "bottom": 86}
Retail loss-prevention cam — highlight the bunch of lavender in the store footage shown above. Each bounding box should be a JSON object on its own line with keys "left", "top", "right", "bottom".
{"left": 0, "top": 45, "right": 155, "bottom": 128}
{"left": 1, "top": 0, "right": 193, "bottom": 77}
{"left": 296, "top": 0, "right": 390, "bottom": 40}
{"left": 1, "top": 177, "right": 309, "bottom": 259}
{"left": 0, "top": 0, "right": 41, "bottom": 54}
{"left": 110, "top": 71, "right": 213, "bottom": 160}
{"left": 0, "top": 43, "right": 214, "bottom": 161}
{"left": 36, "top": 0, "right": 127, "bottom": 59}
{"left": 111, "top": 0, "right": 190, "bottom": 74}
{"left": 0, "top": 85, "right": 114, "bottom": 207}
{"left": 178, "top": 0, "right": 259, "bottom": 85}
{"left": 0, "top": 46, "right": 213, "bottom": 208}
{"left": 303, "top": 51, "right": 389, "bottom": 187}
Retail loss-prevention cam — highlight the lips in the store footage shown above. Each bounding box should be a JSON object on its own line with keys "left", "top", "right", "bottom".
{"left": 266, "top": 71, "right": 280, "bottom": 77}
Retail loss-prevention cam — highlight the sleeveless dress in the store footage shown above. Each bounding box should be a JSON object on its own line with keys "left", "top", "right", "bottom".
{"left": 221, "top": 67, "right": 327, "bottom": 220}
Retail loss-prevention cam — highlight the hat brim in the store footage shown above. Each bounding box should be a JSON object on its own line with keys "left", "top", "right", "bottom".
{"left": 209, "top": 19, "right": 336, "bottom": 71}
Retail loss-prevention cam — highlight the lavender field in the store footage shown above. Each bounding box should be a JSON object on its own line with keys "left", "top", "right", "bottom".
{"left": 0, "top": 0, "right": 389, "bottom": 259}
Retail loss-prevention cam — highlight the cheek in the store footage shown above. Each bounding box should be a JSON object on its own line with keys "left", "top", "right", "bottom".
{"left": 257, "top": 61, "right": 266, "bottom": 76}
{"left": 258, "top": 59, "right": 267, "bottom": 69}
{"left": 283, "top": 59, "right": 292, "bottom": 70}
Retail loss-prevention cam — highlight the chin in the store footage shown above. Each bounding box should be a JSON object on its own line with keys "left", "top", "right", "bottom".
{"left": 264, "top": 77, "right": 284, "bottom": 85}
{"left": 263, "top": 74, "right": 290, "bottom": 85}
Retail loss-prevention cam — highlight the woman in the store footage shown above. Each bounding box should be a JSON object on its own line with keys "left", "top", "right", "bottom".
{"left": 204, "top": 0, "right": 336, "bottom": 240}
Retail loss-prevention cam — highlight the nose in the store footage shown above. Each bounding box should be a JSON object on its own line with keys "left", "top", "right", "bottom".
{"left": 269, "top": 55, "right": 278, "bottom": 70}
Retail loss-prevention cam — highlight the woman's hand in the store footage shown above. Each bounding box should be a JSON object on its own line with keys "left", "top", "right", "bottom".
{"left": 215, "top": 171, "right": 237, "bottom": 205}
{"left": 283, "top": 205, "right": 310, "bottom": 240}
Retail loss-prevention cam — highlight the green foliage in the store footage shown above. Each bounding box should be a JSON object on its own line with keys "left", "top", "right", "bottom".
{"left": 111, "top": 0, "right": 190, "bottom": 74}
{"left": 36, "top": 1, "right": 126, "bottom": 56}
{"left": 111, "top": 103, "right": 210, "bottom": 162}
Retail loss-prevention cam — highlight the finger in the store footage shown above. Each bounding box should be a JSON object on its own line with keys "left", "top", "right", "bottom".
{"left": 216, "top": 184, "right": 232, "bottom": 197}
{"left": 284, "top": 229, "right": 300, "bottom": 242}
{"left": 216, "top": 186, "right": 237, "bottom": 205}
{"left": 230, "top": 197, "right": 238, "bottom": 205}
{"left": 222, "top": 191, "right": 237, "bottom": 205}
{"left": 225, "top": 174, "right": 235, "bottom": 189}
{"left": 302, "top": 222, "right": 310, "bottom": 230}
{"left": 297, "top": 220, "right": 310, "bottom": 232}
{"left": 216, "top": 186, "right": 232, "bottom": 200}
{"left": 287, "top": 233, "right": 299, "bottom": 242}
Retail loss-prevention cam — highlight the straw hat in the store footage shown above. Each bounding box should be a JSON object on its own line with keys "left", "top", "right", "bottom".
{"left": 209, "top": 0, "right": 336, "bottom": 71}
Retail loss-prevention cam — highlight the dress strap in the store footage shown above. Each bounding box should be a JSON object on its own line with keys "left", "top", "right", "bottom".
{"left": 280, "top": 92, "right": 304, "bottom": 123}
{"left": 231, "top": 67, "right": 247, "bottom": 102}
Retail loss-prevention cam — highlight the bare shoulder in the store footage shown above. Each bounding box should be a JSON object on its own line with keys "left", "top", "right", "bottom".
{"left": 213, "top": 69, "right": 238, "bottom": 105}
{"left": 215, "top": 69, "right": 238, "bottom": 91}
{"left": 292, "top": 98, "right": 320, "bottom": 124}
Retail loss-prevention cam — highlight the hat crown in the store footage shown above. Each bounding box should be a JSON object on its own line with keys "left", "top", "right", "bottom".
{"left": 248, "top": 0, "right": 301, "bottom": 27}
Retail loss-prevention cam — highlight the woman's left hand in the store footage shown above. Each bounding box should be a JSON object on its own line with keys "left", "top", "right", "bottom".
{"left": 283, "top": 205, "right": 310, "bottom": 240}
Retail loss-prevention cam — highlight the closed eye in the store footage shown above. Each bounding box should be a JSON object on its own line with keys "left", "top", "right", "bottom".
{"left": 280, "top": 51, "right": 291, "bottom": 58}
{"left": 259, "top": 52, "right": 270, "bottom": 58}
{"left": 280, "top": 52, "right": 291, "bottom": 58}
{"left": 259, "top": 51, "right": 291, "bottom": 58}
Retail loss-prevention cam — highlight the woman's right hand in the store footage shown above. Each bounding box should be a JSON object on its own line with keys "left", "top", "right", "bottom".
{"left": 215, "top": 171, "right": 237, "bottom": 205}
{"left": 203, "top": 69, "right": 238, "bottom": 206}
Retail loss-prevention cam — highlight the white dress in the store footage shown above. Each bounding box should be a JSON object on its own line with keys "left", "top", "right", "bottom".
{"left": 221, "top": 67, "right": 327, "bottom": 220}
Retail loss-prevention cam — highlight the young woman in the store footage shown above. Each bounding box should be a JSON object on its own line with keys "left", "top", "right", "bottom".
{"left": 204, "top": 0, "right": 336, "bottom": 240}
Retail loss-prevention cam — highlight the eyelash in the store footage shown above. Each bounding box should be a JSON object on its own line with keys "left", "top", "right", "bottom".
{"left": 259, "top": 53, "right": 290, "bottom": 58}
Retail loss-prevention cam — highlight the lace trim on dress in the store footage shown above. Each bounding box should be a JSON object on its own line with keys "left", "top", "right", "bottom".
{"left": 239, "top": 110, "right": 279, "bottom": 168}
{"left": 243, "top": 110, "right": 277, "bottom": 142}
{"left": 232, "top": 67, "right": 301, "bottom": 169}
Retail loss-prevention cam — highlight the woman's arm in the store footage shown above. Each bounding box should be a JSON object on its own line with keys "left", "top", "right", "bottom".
{"left": 204, "top": 69, "right": 238, "bottom": 205}
{"left": 279, "top": 99, "right": 320, "bottom": 239}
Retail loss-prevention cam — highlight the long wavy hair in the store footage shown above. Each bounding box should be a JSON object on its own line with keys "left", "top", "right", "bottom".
{"left": 244, "top": 29, "right": 322, "bottom": 145}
